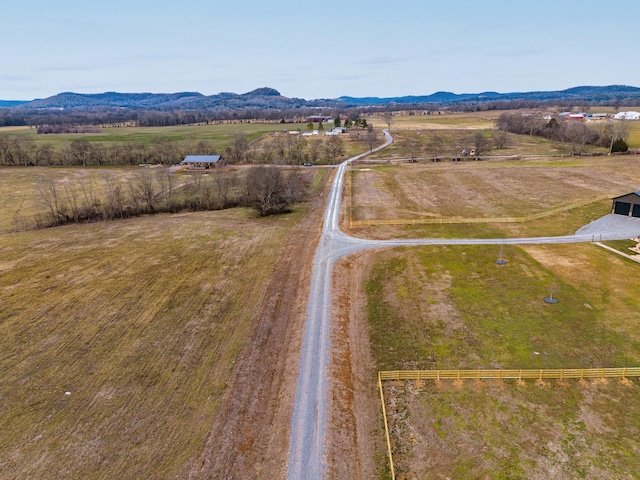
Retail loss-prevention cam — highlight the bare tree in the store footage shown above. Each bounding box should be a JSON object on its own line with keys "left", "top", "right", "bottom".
{"left": 36, "top": 176, "right": 66, "bottom": 226}
{"left": 324, "top": 135, "right": 345, "bottom": 164}
{"left": 137, "top": 169, "right": 156, "bottom": 212}
{"left": 194, "top": 140, "right": 214, "bottom": 155}
{"left": 364, "top": 125, "right": 378, "bottom": 152}
{"left": 102, "top": 173, "right": 125, "bottom": 219}
{"left": 494, "top": 131, "right": 510, "bottom": 150}
{"left": 404, "top": 135, "right": 422, "bottom": 162}
{"left": 426, "top": 134, "right": 446, "bottom": 161}
{"left": 153, "top": 136, "right": 179, "bottom": 164}
{"left": 70, "top": 138, "right": 91, "bottom": 166}
{"left": 62, "top": 182, "right": 81, "bottom": 222}
{"left": 14, "top": 136, "right": 36, "bottom": 166}
{"left": 381, "top": 111, "right": 394, "bottom": 130}
{"left": 156, "top": 169, "right": 177, "bottom": 211}
{"left": 213, "top": 168, "right": 232, "bottom": 208}
{"left": 271, "top": 136, "right": 287, "bottom": 163}
{"left": 606, "top": 121, "right": 629, "bottom": 154}
{"left": 244, "top": 166, "right": 289, "bottom": 216}
{"left": 244, "top": 166, "right": 309, "bottom": 216}
{"left": 288, "top": 135, "right": 307, "bottom": 165}
{"left": 79, "top": 178, "right": 100, "bottom": 219}
{"left": 187, "top": 173, "right": 215, "bottom": 210}
{"left": 308, "top": 139, "right": 321, "bottom": 164}
{"left": 561, "top": 121, "right": 597, "bottom": 155}
{"left": 35, "top": 143, "right": 55, "bottom": 166}
{"left": 472, "top": 132, "right": 492, "bottom": 158}
{"left": 226, "top": 132, "right": 250, "bottom": 163}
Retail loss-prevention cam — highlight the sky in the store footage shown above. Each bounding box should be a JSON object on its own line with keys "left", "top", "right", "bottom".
{"left": 2, "top": 0, "right": 638, "bottom": 101}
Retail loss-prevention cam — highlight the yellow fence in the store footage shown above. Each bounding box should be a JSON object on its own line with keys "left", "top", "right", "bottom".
{"left": 379, "top": 366, "right": 640, "bottom": 382}
{"left": 378, "top": 367, "right": 640, "bottom": 480}
{"left": 351, "top": 194, "right": 611, "bottom": 228}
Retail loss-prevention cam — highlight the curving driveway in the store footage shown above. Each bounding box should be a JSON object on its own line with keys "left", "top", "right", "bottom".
{"left": 286, "top": 130, "right": 640, "bottom": 479}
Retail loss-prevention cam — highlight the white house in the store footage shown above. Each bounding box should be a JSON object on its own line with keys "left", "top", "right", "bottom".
{"left": 325, "top": 127, "right": 346, "bottom": 136}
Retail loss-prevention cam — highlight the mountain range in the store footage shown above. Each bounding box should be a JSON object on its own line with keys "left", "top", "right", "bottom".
{"left": 3, "top": 85, "right": 640, "bottom": 110}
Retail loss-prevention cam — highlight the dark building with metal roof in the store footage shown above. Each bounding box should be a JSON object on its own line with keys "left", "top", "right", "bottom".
{"left": 611, "top": 191, "right": 640, "bottom": 217}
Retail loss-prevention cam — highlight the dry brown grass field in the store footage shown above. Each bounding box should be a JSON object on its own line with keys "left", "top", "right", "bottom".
{"left": 0, "top": 167, "right": 146, "bottom": 232}
{"left": 346, "top": 156, "right": 640, "bottom": 240}
{"left": 0, "top": 165, "right": 329, "bottom": 478}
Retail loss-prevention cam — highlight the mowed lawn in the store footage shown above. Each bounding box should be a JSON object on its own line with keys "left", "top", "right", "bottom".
{"left": 368, "top": 244, "right": 640, "bottom": 479}
{"left": 0, "top": 206, "right": 303, "bottom": 479}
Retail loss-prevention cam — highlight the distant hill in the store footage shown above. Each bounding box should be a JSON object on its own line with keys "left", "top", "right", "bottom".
{"left": 0, "top": 100, "right": 29, "bottom": 107}
{"left": 335, "top": 85, "right": 640, "bottom": 106}
{"left": 12, "top": 88, "right": 307, "bottom": 111}
{"left": 3, "top": 85, "right": 640, "bottom": 111}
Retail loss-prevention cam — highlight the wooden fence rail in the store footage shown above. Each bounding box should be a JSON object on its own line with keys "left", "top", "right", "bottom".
{"left": 378, "top": 367, "right": 640, "bottom": 479}
{"left": 350, "top": 194, "right": 611, "bottom": 228}
{"left": 379, "top": 367, "right": 640, "bottom": 382}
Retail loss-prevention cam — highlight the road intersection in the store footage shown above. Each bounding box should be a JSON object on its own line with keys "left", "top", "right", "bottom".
{"left": 286, "top": 130, "right": 640, "bottom": 479}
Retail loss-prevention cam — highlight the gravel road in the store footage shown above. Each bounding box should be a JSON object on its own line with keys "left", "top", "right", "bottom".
{"left": 286, "top": 131, "right": 640, "bottom": 479}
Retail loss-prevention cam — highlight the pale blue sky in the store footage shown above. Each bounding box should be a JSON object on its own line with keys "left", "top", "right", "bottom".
{"left": 2, "top": 0, "right": 638, "bottom": 100}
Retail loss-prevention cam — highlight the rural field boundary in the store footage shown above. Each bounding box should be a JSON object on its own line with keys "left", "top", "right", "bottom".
{"left": 377, "top": 367, "right": 640, "bottom": 480}
{"left": 350, "top": 194, "right": 611, "bottom": 228}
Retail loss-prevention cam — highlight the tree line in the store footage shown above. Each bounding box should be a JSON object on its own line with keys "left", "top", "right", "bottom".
{"left": 496, "top": 113, "right": 629, "bottom": 154}
{"left": 0, "top": 136, "right": 218, "bottom": 167}
{"left": 0, "top": 123, "right": 386, "bottom": 167}
{"left": 29, "top": 166, "right": 311, "bottom": 230}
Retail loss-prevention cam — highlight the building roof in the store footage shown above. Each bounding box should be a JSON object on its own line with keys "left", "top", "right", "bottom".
{"left": 182, "top": 155, "right": 221, "bottom": 163}
{"left": 612, "top": 191, "right": 640, "bottom": 200}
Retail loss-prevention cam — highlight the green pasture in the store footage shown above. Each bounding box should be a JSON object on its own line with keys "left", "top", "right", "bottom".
{"left": 0, "top": 122, "right": 311, "bottom": 151}
{"left": 371, "top": 243, "right": 640, "bottom": 478}
{"left": 626, "top": 122, "right": 640, "bottom": 148}
{"left": 367, "top": 244, "right": 640, "bottom": 371}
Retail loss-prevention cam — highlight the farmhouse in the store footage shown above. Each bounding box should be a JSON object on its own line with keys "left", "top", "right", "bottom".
{"left": 611, "top": 191, "right": 640, "bottom": 217}
{"left": 181, "top": 155, "right": 224, "bottom": 169}
{"left": 326, "top": 127, "right": 346, "bottom": 136}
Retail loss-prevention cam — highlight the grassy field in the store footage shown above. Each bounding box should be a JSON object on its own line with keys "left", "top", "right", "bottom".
{"left": 0, "top": 166, "right": 323, "bottom": 478}
{"left": 368, "top": 111, "right": 505, "bottom": 130}
{"left": 367, "top": 244, "right": 640, "bottom": 478}
{"left": 0, "top": 122, "right": 312, "bottom": 152}
{"left": 627, "top": 121, "right": 640, "bottom": 148}
{"left": 363, "top": 130, "right": 575, "bottom": 162}
{"left": 347, "top": 156, "right": 640, "bottom": 239}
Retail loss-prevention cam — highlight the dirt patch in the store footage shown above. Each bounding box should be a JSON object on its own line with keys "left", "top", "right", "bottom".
{"left": 384, "top": 379, "right": 640, "bottom": 479}
{"left": 328, "top": 251, "right": 387, "bottom": 479}
{"left": 187, "top": 173, "right": 332, "bottom": 479}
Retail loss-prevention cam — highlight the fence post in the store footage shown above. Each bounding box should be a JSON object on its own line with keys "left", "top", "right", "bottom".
{"left": 378, "top": 372, "right": 396, "bottom": 480}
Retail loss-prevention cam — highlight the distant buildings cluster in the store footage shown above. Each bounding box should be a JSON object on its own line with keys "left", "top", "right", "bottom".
{"left": 552, "top": 111, "right": 640, "bottom": 121}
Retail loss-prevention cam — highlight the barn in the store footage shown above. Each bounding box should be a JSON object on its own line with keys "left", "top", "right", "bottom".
{"left": 611, "top": 191, "right": 640, "bottom": 217}
{"left": 181, "top": 155, "right": 224, "bottom": 169}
